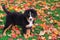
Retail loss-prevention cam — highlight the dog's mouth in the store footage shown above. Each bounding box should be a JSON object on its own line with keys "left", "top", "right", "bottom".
{"left": 27, "top": 17, "right": 36, "bottom": 22}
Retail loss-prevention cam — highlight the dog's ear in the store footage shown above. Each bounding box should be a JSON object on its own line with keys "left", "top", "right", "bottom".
{"left": 24, "top": 10, "right": 29, "bottom": 17}
{"left": 30, "top": 9, "right": 37, "bottom": 17}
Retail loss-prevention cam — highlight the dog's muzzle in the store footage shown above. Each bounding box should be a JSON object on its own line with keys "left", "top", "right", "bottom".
{"left": 29, "top": 18, "right": 33, "bottom": 21}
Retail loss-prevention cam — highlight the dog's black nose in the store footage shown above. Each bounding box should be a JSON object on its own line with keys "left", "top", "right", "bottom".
{"left": 30, "top": 19, "right": 32, "bottom": 21}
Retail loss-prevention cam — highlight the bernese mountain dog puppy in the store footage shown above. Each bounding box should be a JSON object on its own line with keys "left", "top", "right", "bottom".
{"left": 2, "top": 4, "right": 37, "bottom": 38}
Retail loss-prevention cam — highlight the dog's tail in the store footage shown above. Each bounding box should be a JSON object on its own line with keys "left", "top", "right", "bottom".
{"left": 2, "top": 4, "right": 10, "bottom": 15}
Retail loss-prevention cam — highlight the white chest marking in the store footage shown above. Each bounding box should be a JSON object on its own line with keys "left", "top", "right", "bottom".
{"left": 28, "top": 21, "right": 33, "bottom": 27}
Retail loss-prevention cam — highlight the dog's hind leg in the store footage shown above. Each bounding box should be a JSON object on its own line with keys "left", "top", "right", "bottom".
{"left": 3, "top": 24, "right": 12, "bottom": 36}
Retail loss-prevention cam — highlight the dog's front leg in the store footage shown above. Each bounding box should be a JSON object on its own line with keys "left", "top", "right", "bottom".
{"left": 26, "top": 29, "right": 31, "bottom": 37}
{"left": 24, "top": 29, "right": 31, "bottom": 39}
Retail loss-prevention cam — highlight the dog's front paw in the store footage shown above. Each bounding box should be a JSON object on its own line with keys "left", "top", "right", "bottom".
{"left": 3, "top": 33, "right": 6, "bottom": 36}
{"left": 24, "top": 34, "right": 28, "bottom": 39}
{"left": 26, "top": 25, "right": 29, "bottom": 28}
{"left": 26, "top": 25, "right": 32, "bottom": 28}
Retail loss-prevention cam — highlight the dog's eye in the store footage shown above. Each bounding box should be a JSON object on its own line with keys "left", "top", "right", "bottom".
{"left": 27, "top": 14, "right": 30, "bottom": 17}
{"left": 28, "top": 14, "right": 30, "bottom": 16}
{"left": 31, "top": 14, "right": 34, "bottom": 16}
{"left": 31, "top": 14, "right": 33, "bottom": 15}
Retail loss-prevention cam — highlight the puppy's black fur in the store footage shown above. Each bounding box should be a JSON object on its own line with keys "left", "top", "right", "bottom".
{"left": 2, "top": 5, "right": 37, "bottom": 34}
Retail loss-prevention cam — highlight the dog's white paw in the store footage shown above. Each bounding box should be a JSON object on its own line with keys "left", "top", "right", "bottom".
{"left": 26, "top": 25, "right": 29, "bottom": 28}
{"left": 24, "top": 34, "right": 28, "bottom": 39}
{"left": 26, "top": 25, "right": 32, "bottom": 28}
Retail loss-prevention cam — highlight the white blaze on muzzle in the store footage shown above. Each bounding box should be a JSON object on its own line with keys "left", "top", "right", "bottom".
{"left": 27, "top": 12, "right": 34, "bottom": 27}
{"left": 29, "top": 12, "right": 33, "bottom": 21}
